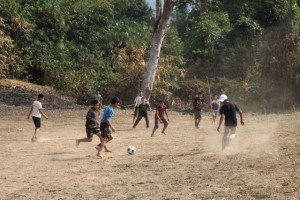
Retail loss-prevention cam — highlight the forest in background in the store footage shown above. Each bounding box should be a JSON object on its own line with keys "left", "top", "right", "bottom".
{"left": 0, "top": 0, "right": 300, "bottom": 111}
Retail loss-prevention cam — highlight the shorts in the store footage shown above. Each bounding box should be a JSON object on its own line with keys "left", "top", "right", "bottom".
{"left": 86, "top": 127, "right": 100, "bottom": 138}
{"left": 100, "top": 122, "right": 111, "bottom": 139}
{"left": 134, "top": 107, "right": 139, "bottom": 117}
{"left": 194, "top": 110, "right": 201, "bottom": 119}
{"left": 32, "top": 116, "right": 41, "bottom": 128}
{"left": 154, "top": 117, "right": 168, "bottom": 128}
{"left": 212, "top": 110, "right": 218, "bottom": 117}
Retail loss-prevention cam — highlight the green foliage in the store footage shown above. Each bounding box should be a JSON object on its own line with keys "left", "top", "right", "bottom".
{"left": 1, "top": 0, "right": 300, "bottom": 108}
{"left": 251, "top": 0, "right": 290, "bottom": 26}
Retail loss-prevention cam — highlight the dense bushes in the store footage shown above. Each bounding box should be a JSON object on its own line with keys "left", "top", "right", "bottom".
{"left": 0, "top": 0, "right": 299, "bottom": 110}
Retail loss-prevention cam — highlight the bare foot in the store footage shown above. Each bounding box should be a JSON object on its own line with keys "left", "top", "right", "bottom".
{"left": 105, "top": 149, "right": 112, "bottom": 152}
{"left": 162, "top": 132, "right": 167, "bottom": 135}
{"left": 96, "top": 153, "right": 103, "bottom": 158}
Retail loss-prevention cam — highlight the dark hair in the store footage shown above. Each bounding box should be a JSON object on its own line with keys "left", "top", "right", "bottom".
{"left": 38, "top": 94, "right": 44, "bottom": 99}
{"left": 110, "top": 97, "right": 120, "bottom": 104}
{"left": 159, "top": 100, "right": 164, "bottom": 103}
{"left": 91, "top": 100, "right": 99, "bottom": 105}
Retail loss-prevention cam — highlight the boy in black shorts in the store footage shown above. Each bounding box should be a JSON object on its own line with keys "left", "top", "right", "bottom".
{"left": 133, "top": 97, "right": 151, "bottom": 129}
{"left": 217, "top": 94, "right": 244, "bottom": 149}
{"left": 151, "top": 100, "right": 170, "bottom": 137}
{"left": 193, "top": 92, "right": 205, "bottom": 128}
{"left": 27, "top": 94, "right": 48, "bottom": 142}
{"left": 76, "top": 100, "right": 102, "bottom": 147}
{"left": 96, "top": 97, "right": 120, "bottom": 158}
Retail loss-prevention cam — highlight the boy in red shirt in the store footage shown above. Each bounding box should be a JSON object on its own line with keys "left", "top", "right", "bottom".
{"left": 151, "top": 100, "right": 170, "bottom": 137}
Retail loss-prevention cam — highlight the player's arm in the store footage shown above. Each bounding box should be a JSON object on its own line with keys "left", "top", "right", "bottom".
{"left": 238, "top": 110, "right": 244, "bottom": 125}
{"left": 39, "top": 108, "right": 48, "bottom": 119}
{"left": 106, "top": 117, "right": 115, "bottom": 132}
{"left": 148, "top": 104, "right": 152, "bottom": 114}
{"left": 27, "top": 106, "right": 33, "bottom": 119}
{"left": 217, "top": 114, "right": 224, "bottom": 132}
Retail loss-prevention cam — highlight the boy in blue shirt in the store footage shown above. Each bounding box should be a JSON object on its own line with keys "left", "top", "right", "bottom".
{"left": 96, "top": 97, "right": 120, "bottom": 158}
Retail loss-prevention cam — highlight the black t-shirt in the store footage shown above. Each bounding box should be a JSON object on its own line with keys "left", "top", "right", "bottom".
{"left": 85, "top": 108, "right": 98, "bottom": 128}
{"left": 219, "top": 102, "right": 240, "bottom": 126}
{"left": 138, "top": 104, "right": 150, "bottom": 114}
{"left": 193, "top": 97, "right": 204, "bottom": 111}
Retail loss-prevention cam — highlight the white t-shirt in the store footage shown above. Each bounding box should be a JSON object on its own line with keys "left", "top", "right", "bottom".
{"left": 32, "top": 100, "right": 42, "bottom": 118}
{"left": 134, "top": 96, "right": 143, "bottom": 107}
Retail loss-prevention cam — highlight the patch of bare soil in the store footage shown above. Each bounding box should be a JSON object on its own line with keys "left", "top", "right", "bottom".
{"left": 0, "top": 104, "right": 299, "bottom": 200}
{"left": 0, "top": 79, "right": 80, "bottom": 109}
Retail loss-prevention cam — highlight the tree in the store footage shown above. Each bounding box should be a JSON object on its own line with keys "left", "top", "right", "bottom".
{"left": 143, "top": 0, "right": 175, "bottom": 100}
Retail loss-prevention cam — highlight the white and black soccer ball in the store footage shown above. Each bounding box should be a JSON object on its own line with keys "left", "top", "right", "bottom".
{"left": 127, "top": 145, "right": 136, "bottom": 154}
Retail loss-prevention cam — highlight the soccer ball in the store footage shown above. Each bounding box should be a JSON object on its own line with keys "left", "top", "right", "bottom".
{"left": 127, "top": 145, "right": 136, "bottom": 154}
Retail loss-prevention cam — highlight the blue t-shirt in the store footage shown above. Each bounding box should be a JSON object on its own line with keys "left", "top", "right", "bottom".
{"left": 211, "top": 99, "right": 219, "bottom": 111}
{"left": 101, "top": 105, "right": 114, "bottom": 123}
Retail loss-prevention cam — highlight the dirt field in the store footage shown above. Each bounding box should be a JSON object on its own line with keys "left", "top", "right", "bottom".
{"left": 0, "top": 105, "right": 299, "bottom": 200}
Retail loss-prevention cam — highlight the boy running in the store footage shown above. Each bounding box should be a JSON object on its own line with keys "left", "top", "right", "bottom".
{"left": 97, "top": 97, "right": 120, "bottom": 158}
{"left": 133, "top": 97, "right": 151, "bottom": 129}
{"left": 217, "top": 94, "right": 244, "bottom": 149}
{"left": 76, "top": 100, "right": 102, "bottom": 147}
{"left": 193, "top": 92, "right": 205, "bottom": 128}
{"left": 27, "top": 94, "right": 48, "bottom": 142}
{"left": 151, "top": 100, "right": 169, "bottom": 137}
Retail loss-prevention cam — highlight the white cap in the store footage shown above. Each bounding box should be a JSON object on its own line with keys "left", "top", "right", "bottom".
{"left": 219, "top": 94, "right": 228, "bottom": 102}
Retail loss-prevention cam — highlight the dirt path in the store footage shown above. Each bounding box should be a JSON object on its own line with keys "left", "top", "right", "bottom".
{"left": 0, "top": 107, "right": 299, "bottom": 200}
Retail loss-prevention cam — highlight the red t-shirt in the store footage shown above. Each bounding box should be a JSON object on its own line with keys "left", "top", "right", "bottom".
{"left": 157, "top": 105, "right": 167, "bottom": 118}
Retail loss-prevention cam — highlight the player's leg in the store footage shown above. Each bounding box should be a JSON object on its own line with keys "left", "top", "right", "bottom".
{"left": 32, "top": 117, "right": 41, "bottom": 142}
{"left": 228, "top": 127, "right": 236, "bottom": 140}
{"left": 76, "top": 128, "right": 93, "bottom": 147}
{"left": 151, "top": 117, "right": 159, "bottom": 137}
{"left": 222, "top": 126, "right": 230, "bottom": 149}
{"left": 133, "top": 107, "right": 138, "bottom": 123}
{"left": 161, "top": 118, "right": 169, "bottom": 135}
{"left": 97, "top": 137, "right": 106, "bottom": 158}
{"left": 133, "top": 114, "right": 143, "bottom": 128}
{"left": 144, "top": 113, "right": 149, "bottom": 129}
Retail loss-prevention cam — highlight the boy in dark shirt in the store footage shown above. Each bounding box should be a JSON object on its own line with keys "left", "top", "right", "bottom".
{"left": 133, "top": 97, "right": 151, "bottom": 129}
{"left": 76, "top": 100, "right": 100, "bottom": 147}
{"left": 151, "top": 100, "right": 169, "bottom": 137}
{"left": 217, "top": 94, "right": 244, "bottom": 149}
{"left": 193, "top": 92, "right": 205, "bottom": 128}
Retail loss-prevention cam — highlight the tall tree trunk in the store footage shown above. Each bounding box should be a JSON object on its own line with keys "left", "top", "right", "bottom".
{"left": 143, "top": 0, "right": 175, "bottom": 100}
{"left": 156, "top": 0, "right": 162, "bottom": 19}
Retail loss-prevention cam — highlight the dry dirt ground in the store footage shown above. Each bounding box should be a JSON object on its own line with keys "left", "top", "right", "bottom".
{"left": 0, "top": 105, "right": 299, "bottom": 200}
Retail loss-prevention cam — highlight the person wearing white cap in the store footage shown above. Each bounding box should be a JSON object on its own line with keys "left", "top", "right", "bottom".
{"left": 217, "top": 94, "right": 244, "bottom": 149}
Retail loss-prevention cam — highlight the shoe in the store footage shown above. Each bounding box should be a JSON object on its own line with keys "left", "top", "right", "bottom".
{"left": 76, "top": 139, "right": 79, "bottom": 148}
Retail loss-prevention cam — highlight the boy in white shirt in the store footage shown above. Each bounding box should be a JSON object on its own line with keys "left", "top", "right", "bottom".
{"left": 27, "top": 94, "right": 48, "bottom": 142}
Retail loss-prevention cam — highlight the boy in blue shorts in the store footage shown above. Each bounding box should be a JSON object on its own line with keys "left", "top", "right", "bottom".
{"left": 96, "top": 97, "right": 120, "bottom": 158}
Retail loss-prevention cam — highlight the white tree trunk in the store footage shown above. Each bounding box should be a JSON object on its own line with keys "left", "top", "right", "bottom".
{"left": 143, "top": 0, "right": 175, "bottom": 100}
